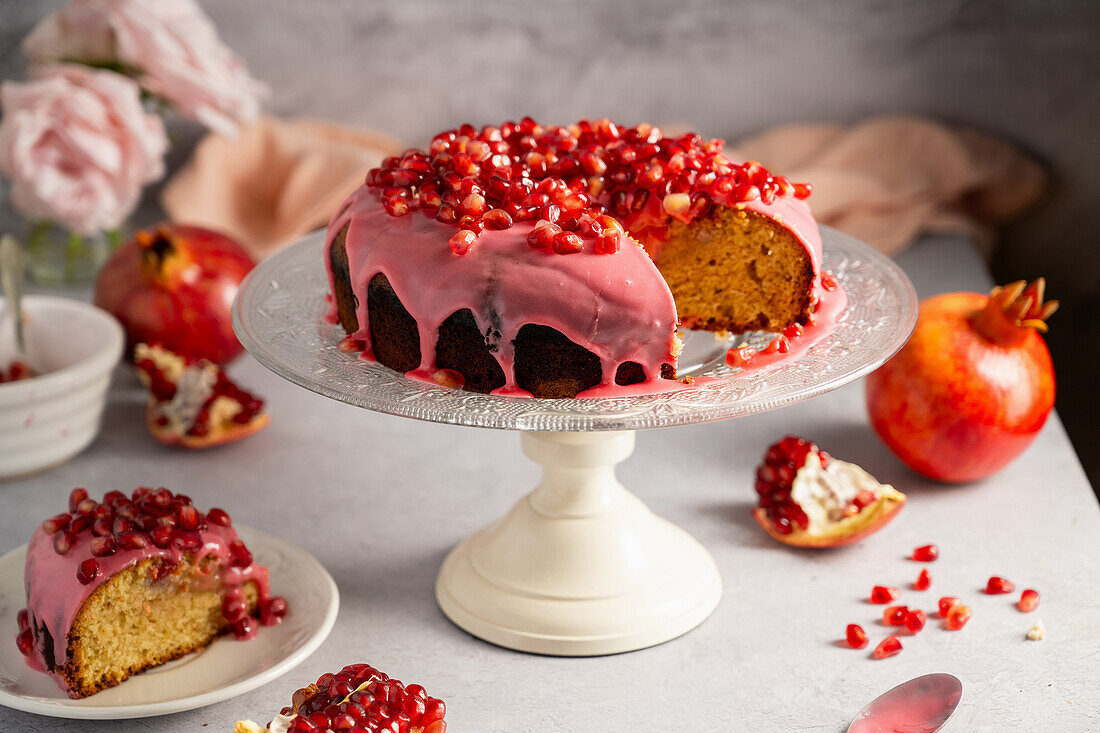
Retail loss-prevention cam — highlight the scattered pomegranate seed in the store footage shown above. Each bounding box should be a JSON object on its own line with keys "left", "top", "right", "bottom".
{"left": 846, "top": 624, "right": 869, "bottom": 649}
{"left": 52, "top": 530, "right": 75, "bottom": 555}
{"left": 904, "top": 609, "right": 927, "bottom": 633}
{"left": 883, "top": 605, "right": 909, "bottom": 626}
{"left": 448, "top": 229, "right": 477, "bottom": 256}
{"left": 1018, "top": 589, "right": 1040, "bottom": 612}
{"left": 914, "top": 568, "right": 932, "bottom": 591}
{"left": 912, "top": 544, "right": 939, "bottom": 562}
{"left": 946, "top": 604, "right": 972, "bottom": 630}
{"left": 870, "top": 585, "right": 900, "bottom": 604}
{"left": 873, "top": 635, "right": 903, "bottom": 659}
{"left": 986, "top": 576, "right": 1015, "bottom": 595}
{"left": 90, "top": 536, "right": 117, "bottom": 557}
{"left": 937, "top": 596, "right": 960, "bottom": 617}
{"left": 76, "top": 558, "right": 101, "bottom": 585}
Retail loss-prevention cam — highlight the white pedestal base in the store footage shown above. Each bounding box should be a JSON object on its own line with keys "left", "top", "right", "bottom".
{"left": 436, "top": 430, "right": 722, "bottom": 656}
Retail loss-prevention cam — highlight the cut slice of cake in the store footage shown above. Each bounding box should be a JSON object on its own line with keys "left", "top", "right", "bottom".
{"left": 235, "top": 662, "right": 446, "bottom": 733}
{"left": 15, "top": 486, "right": 287, "bottom": 698}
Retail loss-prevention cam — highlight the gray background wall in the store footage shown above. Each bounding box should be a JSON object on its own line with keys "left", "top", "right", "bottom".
{"left": 1, "top": 0, "right": 1097, "bottom": 483}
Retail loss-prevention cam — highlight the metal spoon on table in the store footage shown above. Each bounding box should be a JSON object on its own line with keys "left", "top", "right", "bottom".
{"left": 847, "top": 673, "right": 963, "bottom": 733}
{"left": 0, "top": 234, "right": 33, "bottom": 372}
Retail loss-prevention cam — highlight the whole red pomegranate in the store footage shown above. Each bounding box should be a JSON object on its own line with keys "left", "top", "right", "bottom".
{"left": 866, "top": 279, "right": 1057, "bottom": 482}
{"left": 94, "top": 224, "right": 255, "bottom": 365}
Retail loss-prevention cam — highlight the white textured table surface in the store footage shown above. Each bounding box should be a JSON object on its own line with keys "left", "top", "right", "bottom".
{"left": 1, "top": 236, "right": 1097, "bottom": 732}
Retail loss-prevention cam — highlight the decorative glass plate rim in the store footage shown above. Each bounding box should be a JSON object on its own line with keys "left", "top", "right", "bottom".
{"left": 233, "top": 226, "right": 917, "bottom": 431}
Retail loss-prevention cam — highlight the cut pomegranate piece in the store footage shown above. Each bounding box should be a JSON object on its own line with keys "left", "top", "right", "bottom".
{"left": 846, "top": 624, "right": 869, "bottom": 649}
{"left": 870, "top": 586, "right": 900, "bottom": 604}
{"left": 751, "top": 436, "right": 905, "bottom": 548}
{"left": 1018, "top": 589, "right": 1040, "bottom": 612}
{"left": 236, "top": 662, "right": 447, "bottom": 732}
{"left": 911, "top": 544, "right": 939, "bottom": 562}
{"left": 985, "top": 576, "right": 1015, "bottom": 594}
{"left": 873, "top": 635, "right": 902, "bottom": 659}
{"left": 134, "top": 343, "right": 269, "bottom": 449}
{"left": 914, "top": 568, "right": 932, "bottom": 591}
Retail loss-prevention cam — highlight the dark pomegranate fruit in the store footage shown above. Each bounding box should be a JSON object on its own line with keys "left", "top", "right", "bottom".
{"left": 752, "top": 436, "right": 906, "bottom": 548}
{"left": 236, "top": 663, "right": 446, "bottom": 733}
{"left": 134, "top": 343, "right": 268, "bottom": 449}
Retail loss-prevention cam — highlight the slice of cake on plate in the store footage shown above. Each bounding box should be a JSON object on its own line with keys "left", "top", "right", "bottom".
{"left": 15, "top": 486, "right": 287, "bottom": 698}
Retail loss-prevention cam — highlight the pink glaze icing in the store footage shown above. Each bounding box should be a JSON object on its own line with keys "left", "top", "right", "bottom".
{"left": 21, "top": 516, "right": 270, "bottom": 692}
{"left": 326, "top": 189, "right": 680, "bottom": 396}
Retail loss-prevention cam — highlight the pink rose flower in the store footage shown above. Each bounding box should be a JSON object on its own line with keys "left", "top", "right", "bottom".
{"left": 0, "top": 65, "right": 167, "bottom": 235}
{"left": 23, "top": 0, "right": 266, "bottom": 137}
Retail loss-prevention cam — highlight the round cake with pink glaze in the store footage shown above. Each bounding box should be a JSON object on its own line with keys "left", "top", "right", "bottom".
{"left": 326, "top": 117, "right": 835, "bottom": 398}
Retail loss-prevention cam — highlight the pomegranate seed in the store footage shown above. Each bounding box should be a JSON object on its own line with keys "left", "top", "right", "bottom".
{"left": 594, "top": 229, "right": 621, "bottom": 254}
{"left": 229, "top": 539, "right": 253, "bottom": 568}
{"left": 1018, "top": 589, "right": 1040, "bottom": 612}
{"left": 178, "top": 504, "right": 202, "bottom": 531}
{"left": 793, "top": 182, "right": 813, "bottom": 199}
{"left": 53, "top": 530, "right": 75, "bottom": 555}
{"left": 173, "top": 531, "right": 202, "bottom": 552}
{"left": 883, "top": 605, "right": 909, "bottom": 626}
{"left": 383, "top": 196, "right": 410, "bottom": 217}
{"left": 222, "top": 591, "right": 249, "bottom": 622}
{"left": 260, "top": 596, "right": 289, "bottom": 625}
{"left": 911, "top": 544, "right": 939, "bottom": 562}
{"left": 150, "top": 526, "right": 174, "bottom": 548}
{"left": 115, "top": 531, "right": 148, "bottom": 550}
{"left": 986, "top": 576, "right": 1015, "bottom": 594}
{"left": 846, "top": 624, "right": 869, "bottom": 649}
{"left": 946, "top": 604, "right": 972, "bottom": 630}
{"left": 914, "top": 568, "right": 932, "bottom": 591}
{"left": 482, "top": 209, "right": 514, "bottom": 230}
{"left": 76, "top": 498, "right": 97, "bottom": 515}
{"left": 41, "top": 513, "right": 71, "bottom": 535}
{"left": 68, "top": 487, "right": 88, "bottom": 513}
{"left": 526, "top": 221, "right": 559, "bottom": 250}
{"left": 662, "top": 192, "right": 691, "bottom": 216}
{"left": 90, "top": 536, "right": 117, "bottom": 557}
{"left": 231, "top": 616, "right": 258, "bottom": 640}
{"left": 17, "top": 609, "right": 29, "bottom": 632}
{"left": 449, "top": 230, "right": 477, "bottom": 256}
{"left": 870, "top": 585, "right": 900, "bottom": 604}
{"left": 207, "top": 508, "right": 232, "bottom": 527}
{"left": 904, "top": 609, "right": 927, "bottom": 633}
{"left": 937, "top": 596, "right": 960, "bottom": 617}
{"left": 552, "top": 231, "right": 584, "bottom": 254}
{"left": 16, "top": 628, "right": 33, "bottom": 656}
{"left": 77, "top": 558, "right": 100, "bottom": 585}
{"left": 873, "top": 635, "right": 903, "bottom": 659}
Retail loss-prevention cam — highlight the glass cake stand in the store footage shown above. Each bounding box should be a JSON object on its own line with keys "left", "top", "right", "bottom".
{"left": 232, "top": 227, "right": 918, "bottom": 656}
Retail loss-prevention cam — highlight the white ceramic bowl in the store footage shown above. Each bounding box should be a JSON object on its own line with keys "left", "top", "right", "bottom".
{"left": 0, "top": 296, "right": 124, "bottom": 481}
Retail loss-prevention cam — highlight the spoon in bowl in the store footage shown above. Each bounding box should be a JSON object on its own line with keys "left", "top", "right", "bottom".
{"left": 0, "top": 234, "right": 35, "bottom": 377}
{"left": 847, "top": 673, "right": 963, "bottom": 733}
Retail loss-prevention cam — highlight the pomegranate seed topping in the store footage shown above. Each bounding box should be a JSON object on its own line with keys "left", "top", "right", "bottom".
{"left": 904, "top": 609, "right": 927, "bottom": 633}
{"left": 16, "top": 628, "right": 33, "bottom": 656}
{"left": 53, "top": 530, "right": 75, "bottom": 555}
{"left": 662, "top": 192, "right": 691, "bottom": 216}
{"left": 448, "top": 229, "right": 477, "bottom": 256}
{"left": 594, "top": 229, "right": 621, "bottom": 254}
{"left": 482, "top": 208, "right": 514, "bottom": 230}
{"left": 911, "top": 544, "right": 939, "bottom": 562}
{"left": 69, "top": 487, "right": 88, "bottom": 513}
{"left": 260, "top": 596, "right": 289, "bottom": 626}
{"left": 222, "top": 591, "right": 249, "bottom": 622}
{"left": 1018, "top": 589, "right": 1040, "bottom": 612}
{"left": 870, "top": 585, "right": 900, "bottom": 604}
{"left": 178, "top": 504, "right": 202, "bottom": 531}
{"left": 207, "top": 507, "right": 232, "bottom": 527}
{"left": 174, "top": 531, "right": 202, "bottom": 552}
{"left": 526, "top": 221, "right": 559, "bottom": 250}
{"left": 115, "top": 531, "right": 148, "bottom": 550}
{"left": 90, "top": 536, "right": 117, "bottom": 557}
{"left": 17, "top": 609, "right": 29, "bottom": 632}
{"left": 914, "top": 568, "right": 932, "bottom": 591}
{"left": 873, "top": 635, "right": 903, "bottom": 659}
{"left": 77, "top": 558, "right": 100, "bottom": 585}
{"left": 793, "top": 182, "right": 813, "bottom": 199}
{"left": 229, "top": 539, "right": 253, "bottom": 568}
{"left": 985, "top": 576, "right": 1014, "bottom": 594}
{"left": 231, "top": 616, "right": 258, "bottom": 640}
{"left": 883, "top": 605, "right": 909, "bottom": 626}
{"left": 41, "top": 513, "right": 71, "bottom": 535}
{"left": 846, "top": 624, "right": 869, "bottom": 649}
{"left": 552, "top": 231, "right": 584, "bottom": 254}
{"left": 946, "top": 604, "right": 972, "bottom": 630}
{"left": 937, "top": 596, "right": 960, "bottom": 617}
{"left": 150, "top": 525, "right": 174, "bottom": 548}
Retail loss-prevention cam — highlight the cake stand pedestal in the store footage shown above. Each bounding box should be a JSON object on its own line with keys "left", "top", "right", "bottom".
{"left": 436, "top": 430, "right": 721, "bottom": 655}
{"left": 233, "top": 227, "right": 917, "bottom": 656}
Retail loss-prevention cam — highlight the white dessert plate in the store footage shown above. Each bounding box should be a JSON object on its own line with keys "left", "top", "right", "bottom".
{"left": 0, "top": 526, "right": 338, "bottom": 720}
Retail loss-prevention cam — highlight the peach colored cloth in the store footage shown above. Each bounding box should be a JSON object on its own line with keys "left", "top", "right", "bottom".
{"left": 728, "top": 115, "right": 1046, "bottom": 255}
{"left": 160, "top": 116, "right": 401, "bottom": 259}
{"left": 163, "top": 114, "right": 1044, "bottom": 259}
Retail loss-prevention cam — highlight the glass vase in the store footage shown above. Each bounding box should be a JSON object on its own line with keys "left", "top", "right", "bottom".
{"left": 24, "top": 221, "right": 122, "bottom": 285}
